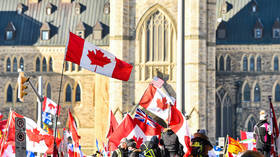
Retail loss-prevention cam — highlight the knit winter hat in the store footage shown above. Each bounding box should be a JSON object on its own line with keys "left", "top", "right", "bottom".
{"left": 127, "top": 141, "right": 137, "bottom": 148}
{"left": 120, "top": 138, "right": 128, "bottom": 143}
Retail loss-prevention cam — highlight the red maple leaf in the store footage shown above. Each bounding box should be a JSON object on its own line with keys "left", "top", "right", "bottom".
{"left": 48, "top": 103, "right": 55, "bottom": 110}
{"left": 132, "top": 136, "right": 143, "bottom": 148}
{"left": 87, "top": 49, "right": 111, "bottom": 71}
{"left": 157, "top": 97, "right": 169, "bottom": 110}
{"left": 26, "top": 128, "right": 45, "bottom": 143}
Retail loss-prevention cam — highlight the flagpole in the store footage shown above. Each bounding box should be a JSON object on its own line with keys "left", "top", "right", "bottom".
{"left": 53, "top": 32, "right": 69, "bottom": 156}
{"left": 269, "top": 96, "right": 279, "bottom": 156}
{"left": 223, "top": 135, "right": 229, "bottom": 157}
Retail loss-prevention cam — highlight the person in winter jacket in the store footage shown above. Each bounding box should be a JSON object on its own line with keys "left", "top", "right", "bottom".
{"left": 139, "top": 136, "right": 162, "bottom": 157}
{"left": 189, "top": 129, "right": 213, "bottom": 157}
{"left": 127, "top": 140, "right": 142, "bottom": 157}
{"left": 160, "top": 128, "right": 182, "bottom": 157}
{"left": 253, "top": 110, "right": 272, "bottom": 157}
{"left": 112, "top": 138, "right": 129, "bottom": 157}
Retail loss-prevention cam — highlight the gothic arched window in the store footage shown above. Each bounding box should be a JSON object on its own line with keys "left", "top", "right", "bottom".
{"left": 247, "top": 117, "right": 256, "bottom": 132}
{"left": 47, "top": 83, "right": 51, "bottom": 99}
{"left": 13, "top": 58, "right": 17, "bottom": 72}
{"left": 42, "top": 57, "right": 47, "bottom": 72}
{"left": 65, "top": 61, "right": 69, "bottom": 71}
{"left": 36, "top": 57, "right": 40, "bottom": 72}
{"left": 6, "top": 58, "right": 11, "bottom": 72}
{"left": 20, "top": 57, "right": 24, "bottom": 71}
{"left": 65, "top": 84, "right": 72, "bottom": 102}
{"left": 49, "top": 58, "right": 53, "bottom": 72}
{"left": 243, "top": 56, "right": 248, "bottom": 71}
{"left": 219, "top": 56, "right": 224, "bottom": 71}
{"left": 72, "top": 63, "right": 76, "bottom": 71}
{"left": 75, "top": 84, "right": 81, "bottom": 102}
{"left": 257, "top": 56, "right": 261, "bottom": 72}
{"left": 244, "top": 83, "right": 250, "bottom": 102}
{"left": 250, "top": 56, "right": 255, "bottom": 71}
{"left": 275, "top": 84, "right": 280, "bottom": 102}
{"left": 274, "top": 56, "right": 279, "bottom": 71}
{"left": 254, "top": 84, "right": 261, "bottom": 102}
{"left": 7, "top": 85, "right": 13, "bottom": 102}
{"left": 137, "top": 8, "right": 176, "bottom": 81}
{"left": 226, "top": 56, "right": 231, "bottom": 71}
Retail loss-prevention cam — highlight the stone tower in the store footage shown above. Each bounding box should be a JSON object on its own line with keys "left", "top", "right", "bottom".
{"left": 108, "top": 0, "right": 217, "bottom": 141}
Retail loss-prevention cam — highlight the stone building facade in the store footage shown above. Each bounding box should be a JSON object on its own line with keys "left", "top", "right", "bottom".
{"left": 216, "top": 0, "right": 280, "bottom": 139}
{"left": 3, "top": 0, "right": 278, "bottom": 155}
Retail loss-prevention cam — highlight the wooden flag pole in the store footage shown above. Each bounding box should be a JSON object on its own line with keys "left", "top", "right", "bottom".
{"left": 223, "top": 135, "right": 229, "bottom": 157}
{"left": 53, "top": 32, "right": 69, "bottom": 156}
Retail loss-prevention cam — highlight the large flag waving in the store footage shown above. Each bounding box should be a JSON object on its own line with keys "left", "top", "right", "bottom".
{"left": 169, "top": 105, "right": 191, "bottom": 155}
{"left": 106, "top": 110, "right": 119, "bottom": 138}
{"left": 269, "top": 99, "right": 280, "bottom": 157}
{"left": 65, "top": 32, "right": 133, "bottom": 81}
{"left": 43, "top": 96, "right": 60, "bottom": 116}
{"left": 108, "top": 114, "right": 156, "bottom": 150}
{"left": 139, "top": 84, "right": 175, "bottom": 121}
{"left": 134, "top": 108, "right": 163, "bottom": 136}
{"left": 68, "top": 110, "right": 80, "bottom": 147}
{"left": 4, "top": 112, "right": 60, "bottom": 154}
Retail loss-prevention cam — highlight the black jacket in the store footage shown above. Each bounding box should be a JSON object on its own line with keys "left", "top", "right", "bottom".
{"left": 254, "top": 120, "right": 271, "bottom": 150}
{"left": 128, "top": 149, "right": 142, "bottom": 157}
{"left": 140, "top": 141, "right": 162, "bottom": 157}
{"left": 161, "top": 130, "right": 180, "bottom": 152}
{"left": 112, "top": 147, "right": 129, "bottom": 157}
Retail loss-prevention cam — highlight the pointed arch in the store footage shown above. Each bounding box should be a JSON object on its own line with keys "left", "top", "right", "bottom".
{"left": 65, "top": 83, "right": 72, "bottom": 102}
{"left": 245, "top": 114, "right": 257, "bottom": 132}
{"left": 136, "top": 4, "right": 177, "bottom": 81}
{"left": 35, "top": 57, "right": 41, "bottom": 72}
{"left": 6, "top": 84, "right": 13, "bottom": 102}
{"left": 72, "top": 63, "right": 76, "bottom": 71}
{"left": 12, "top": 57, "right": 17, "bottom": 72}
{"left": 226, "top": 55, "right": 231, "bottom": 71}
{"left": 49, "top": 57, "right": 53, "bottom": 72}
{"left": 65, "top": 61, "right": 69, "bottom": 72}
{"left": 219, "top": 56, "right": 224, "bottom": 71}
{"left": 273, "top": 81, "right": 280, "bottom": 102}
{"left": 273, "top": 55, "right": 279, "bottom": 71}
{"left": 242, "top": 81, "right": 250, "bottom": 102}
{"left": 242, "top": 55, "right": 248, "bottom": 72}
{"left": 250, "top": 55, "right": 255, "bottom": 71}
{"left": 6, "top": 57, "right": 11, "bottom": 72}
{"left": 216, "top": 87, "right": 233, "bottom": 138}
{"left": 257, "top": 55, "right": 261, "bottom": 72}
{"left": 75, "top": 83, "right": 81, "bottom": 102}
{"left": 42, "top": 57, "right": 47, "bottom": 72}
{"left": 253, "top": 83, "right": 261, "bottom": 102}
{"left": 45, "top": 82, "right": 51, "bottom": 99}
{"left": 20, "top": 57, "right": 24, "bottom": 71}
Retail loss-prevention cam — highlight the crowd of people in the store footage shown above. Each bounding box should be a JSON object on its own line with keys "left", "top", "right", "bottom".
{"left": 103, "top": 128, "right": 213, "bottom": 157}
{"left": 91, "top": 109, "right": 273, "bottom": 157}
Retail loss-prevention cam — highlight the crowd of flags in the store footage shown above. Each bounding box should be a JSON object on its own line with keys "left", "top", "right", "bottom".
{"left": 0, "top": 97, "right": 85, "bottom": 156}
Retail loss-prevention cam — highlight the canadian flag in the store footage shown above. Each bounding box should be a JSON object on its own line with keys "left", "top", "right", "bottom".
{"left": 169, "top": 105, "right": 191, "bottom": 155}
{"left": 4, "top": 112, "right": 60, "bottom": 154}
{"left": 106, "top": 110, "right": 119, "bottom": 138}
{"left": 240, "top": 130, "right": 256, "bottom": 151}
{"left": 42, "top": 96, "right": 60, "bottom": 116}
{"left": 108, "top": 114, "right": 155, "bottom": 150}
{"left": 0, "top": 112, "right": 3, "bottom": 120}
{"left": 139, "top": 84, "right": 175, "bottom": 121}
{"left": 68, "top": 110, "right": 80, "bottom": 147}
{"left": 65, "top": 32, "right": 133, "bottom": 81}
{"left": 1, "top": 143, "right": 15, "bottom": 157}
